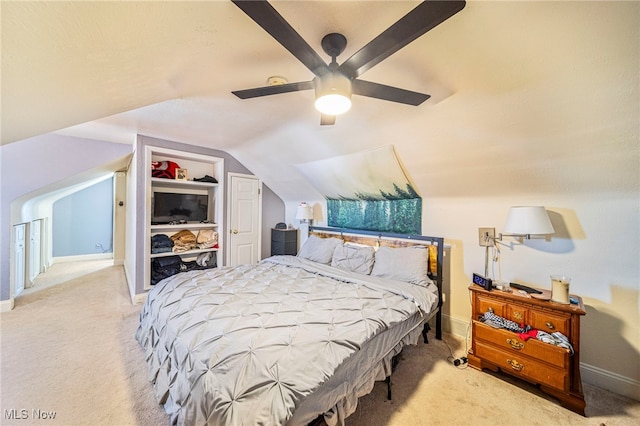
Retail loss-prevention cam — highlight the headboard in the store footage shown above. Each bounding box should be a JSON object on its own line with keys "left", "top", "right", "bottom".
{"left": 309, "top": 226, "right": 445, "bottom": 340}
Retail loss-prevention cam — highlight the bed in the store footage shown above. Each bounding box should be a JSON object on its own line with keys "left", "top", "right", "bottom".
{"left": 136, "top": 227, "right": 444, "bottom": 426}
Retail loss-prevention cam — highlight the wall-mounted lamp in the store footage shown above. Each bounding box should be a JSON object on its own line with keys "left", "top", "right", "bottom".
{"left": 479, "top": 206, "right": 554, "bottom": 276}
{"left": 295, "top": 202, "right": 314, "bottom": 224}
{"left": 498, "top": 206, "right": 555, "bottom": 240}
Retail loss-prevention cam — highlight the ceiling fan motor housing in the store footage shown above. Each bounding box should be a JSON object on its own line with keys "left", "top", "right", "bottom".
{"left": 321, "top": 33, "right": 347, "bottom": 59}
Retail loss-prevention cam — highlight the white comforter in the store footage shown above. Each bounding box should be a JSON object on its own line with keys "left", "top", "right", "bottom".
{"left": 136, "top": 256, "right": 438, "bottom": 426}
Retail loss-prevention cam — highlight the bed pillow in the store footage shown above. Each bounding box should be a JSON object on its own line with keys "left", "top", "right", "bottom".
{"left": 297, "top": 235, "right": 343, "bottom": 265}
{"left": 371, "top": 246, "right": 430, "bottom": 286}
{"left": 331, "top": 243, "right": 375, "bottom": 275}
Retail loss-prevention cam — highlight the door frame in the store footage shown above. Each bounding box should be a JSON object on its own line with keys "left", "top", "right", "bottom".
{"left": 27, "top": 219, "right": 42, "bottom": 287}
{"left": 12, "top": 223, "right": 27, "bottom": 298}
{"left": 225, "top": 173, "right": 262, "bottom": 266}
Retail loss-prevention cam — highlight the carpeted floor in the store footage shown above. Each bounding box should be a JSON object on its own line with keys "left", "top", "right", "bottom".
{"left": 1, "top": 262, "right": 638, "bottom": 426}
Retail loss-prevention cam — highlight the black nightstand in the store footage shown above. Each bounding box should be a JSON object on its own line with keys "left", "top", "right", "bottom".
{"left": 271, "top": 228, "right": 298, "bottom": 256}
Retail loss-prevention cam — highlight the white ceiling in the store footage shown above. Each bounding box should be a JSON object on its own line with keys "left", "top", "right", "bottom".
{"left": 2, "top": 1, "right": 638, "bottom": 201}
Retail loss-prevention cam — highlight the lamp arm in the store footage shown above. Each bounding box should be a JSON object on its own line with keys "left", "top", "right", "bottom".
{"left": 497, "top": 233, "right": 535, "bottom": 241}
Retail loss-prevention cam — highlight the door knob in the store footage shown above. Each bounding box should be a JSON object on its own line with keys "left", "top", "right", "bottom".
{"left": 232, "top": 229, "right": 238, "bottom": 234}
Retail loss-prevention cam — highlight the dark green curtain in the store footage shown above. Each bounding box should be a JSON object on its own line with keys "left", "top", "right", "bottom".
{"left": 327, "top": 183, "right": 421, "bottom": 234}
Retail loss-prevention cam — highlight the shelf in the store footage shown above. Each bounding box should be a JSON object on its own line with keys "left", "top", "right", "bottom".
{"left": 144, "top": 146, "right": 224, "bottom": 292}
{"left": 150, "top": 247, "right": 219, "bottom": 259}
{"left": 150, "top": 223, "right": 219, "bottom": 231}
{"left": 151, "top": 177, "right": 218, "bottom": 189}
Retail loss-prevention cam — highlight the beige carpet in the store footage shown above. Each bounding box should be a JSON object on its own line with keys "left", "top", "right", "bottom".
{"left": 1, "top": 263, "right": 638, "bottom": 426}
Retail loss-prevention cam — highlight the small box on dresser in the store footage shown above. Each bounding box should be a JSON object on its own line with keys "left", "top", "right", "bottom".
{"left": 467, "top": 284, "right": 587, "bottom": 415}
{"left": 271, "top": 228, "right": 298, "bottom": 256}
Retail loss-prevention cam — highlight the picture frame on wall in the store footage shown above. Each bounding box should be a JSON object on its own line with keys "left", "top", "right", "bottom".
{"left": 175, "top": 168, "right": 188, "bottom": 181}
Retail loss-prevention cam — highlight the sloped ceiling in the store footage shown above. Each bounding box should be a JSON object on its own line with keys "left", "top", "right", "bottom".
{"left": 2, "top": 1, "right": 638, "bottom": 202}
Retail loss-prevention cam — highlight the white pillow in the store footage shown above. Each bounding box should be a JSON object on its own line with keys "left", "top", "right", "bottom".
{"left": 331, "top": 243, "right": 375, "bottom": 275}
{"left": 297, "top": 235, "right": 343, "bottom": 265}
{"left": 371, "top": 246, "right": 430, "bottom": 286}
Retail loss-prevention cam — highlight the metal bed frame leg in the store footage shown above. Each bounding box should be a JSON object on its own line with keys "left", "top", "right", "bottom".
{"left": 385, "top": 376, "right": 392, "bottom": 400}
{"left": 385, "top": 353, "right": 402, "bottom": 400}
{"left": 422, "top": 322, "right": 431, "bottom": 344}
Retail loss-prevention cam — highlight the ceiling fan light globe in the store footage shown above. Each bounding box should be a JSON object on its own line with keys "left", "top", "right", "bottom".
{"left": 315, "top": 94, "right": 352, "bottom": 115}
{"left": 314, "top": 72, "right": 352, "bottom": 115}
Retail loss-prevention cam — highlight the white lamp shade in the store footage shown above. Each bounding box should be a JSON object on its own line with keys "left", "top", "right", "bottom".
{"left": 503, "top": 206, "right": 554, "bottom": 235}
{"left": 295, "top": 204, "right": 314, "bottom": 221}
{"left": 314, "top": 73, "right": 352, "bottom": 115}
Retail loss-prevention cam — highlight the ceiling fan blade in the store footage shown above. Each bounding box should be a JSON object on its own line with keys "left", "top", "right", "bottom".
{"left": 320, "top": 114, "right": 336, "bottom": 125}
{"left": 339, "top": 0, "right": 466, "bottom": 79}
{"left": 352, "top": 79, "right": 430, "bottom": 105}
{"left": 232, "top": 81, "right": 314, "bottom": 99}
{"left": 232, "top": 0, "right": 329, "bottom": 76}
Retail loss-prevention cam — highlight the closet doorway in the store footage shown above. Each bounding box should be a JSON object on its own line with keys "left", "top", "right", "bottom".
{"left": 227, "top": 173, "right": 262, "bottom": 266}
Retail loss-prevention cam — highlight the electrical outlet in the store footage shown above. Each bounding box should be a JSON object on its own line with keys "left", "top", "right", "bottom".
{"left": 478, "top": 227, "right": 495, "bottom": 247}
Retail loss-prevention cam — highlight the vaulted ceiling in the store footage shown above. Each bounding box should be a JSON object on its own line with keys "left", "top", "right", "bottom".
{"left": 2, "top": 1, "right": 638, "bottom": 202}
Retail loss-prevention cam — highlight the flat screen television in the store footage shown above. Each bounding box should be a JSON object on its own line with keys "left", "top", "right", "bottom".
{"left": 152, "top": 192, "right": 209, "bottom": 224}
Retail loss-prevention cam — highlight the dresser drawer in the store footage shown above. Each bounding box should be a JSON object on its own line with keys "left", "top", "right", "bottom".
{"left": 476, "top": 295, "right": 507, "bottom": 317}
{"left": 529, "top": 310, "right": 571, "bottom": 335}
{"left": 506, "top": 304, "right": 529, "bottom": 324}
{"left": 476, "top": 295, "right": 528, "bottom": 324}
{"left": 474, "top": 340, "right": 569, "bottom": 392}
{"left": 473, "top": 321, "right": 569, "bottom": 368}
{"left": 271, "top": 229, "right": 297, "bottom": 243}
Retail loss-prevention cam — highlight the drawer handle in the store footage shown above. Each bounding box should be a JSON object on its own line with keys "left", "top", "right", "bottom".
{"left": 507, "top": 359, "right": 524, "bottom": 372}
{"left": 487, "top": 307, "right": 494, "bottom": 313}
{"left": 545, "top": 321, "right": 555, "bottom": 330}
{"left": 506, "top": 338, "right": 524, "bottom": 350}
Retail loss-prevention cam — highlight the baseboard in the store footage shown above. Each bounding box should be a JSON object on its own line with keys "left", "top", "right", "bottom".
{"left": 581, "top": 362, "right": 640, "bottom": 401}
{"left": 123, "top": 263, "right": 135, "bottom": 303}
{"left": 123, "top": 263, "right": 147, "bottom": 305}
{"left": 0, "top": 298, "right": 15, "bottom": 312}
{"left": 443, "top": 314, "right": 471, "bottom": 342}
{"left": 52, "top": 253, "right": 113, "bottom": 263}
{"left": 132, "top": 292, "right": 147, "bottom": 305}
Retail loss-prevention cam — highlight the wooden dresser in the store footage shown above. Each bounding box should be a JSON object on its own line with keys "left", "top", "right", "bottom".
{"left": 468, "top": 284, "right": 586, "bottom": 415}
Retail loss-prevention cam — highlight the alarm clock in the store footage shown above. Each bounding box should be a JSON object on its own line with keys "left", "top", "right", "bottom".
{"left": 473, "top": 273, "right": 493, "bottom": 291}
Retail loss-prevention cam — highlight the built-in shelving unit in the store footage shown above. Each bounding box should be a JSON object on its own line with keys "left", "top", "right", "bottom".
{"left": 150, "top": 177, "right": 218, "bottom": 190}
{"left": 144, "top": 146, "right": 224, "bottom": 290}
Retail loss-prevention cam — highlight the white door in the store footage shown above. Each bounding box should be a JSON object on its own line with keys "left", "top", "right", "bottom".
{"left": 228, "top": 174, "right": 261, "bottom": 266}
{"left": 29, "top": 219, "right": 42, "bottom": 283}
{"left": 14, "top": 224, "right": 26, "bottom": 296}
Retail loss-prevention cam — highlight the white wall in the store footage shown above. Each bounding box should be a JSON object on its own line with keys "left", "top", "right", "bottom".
{"left": 124, "top": 150, "right": 139, "bottom": 302}
{"left": 52, "top": 177, "right": 114, "bottom": 257}
{"left": 113, "top": 172, "right": 127, "bottom": 264}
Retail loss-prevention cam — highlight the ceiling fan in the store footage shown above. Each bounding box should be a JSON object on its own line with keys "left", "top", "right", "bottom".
{"left": 231, "top": 0, "right": 466, "bottom": 125}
